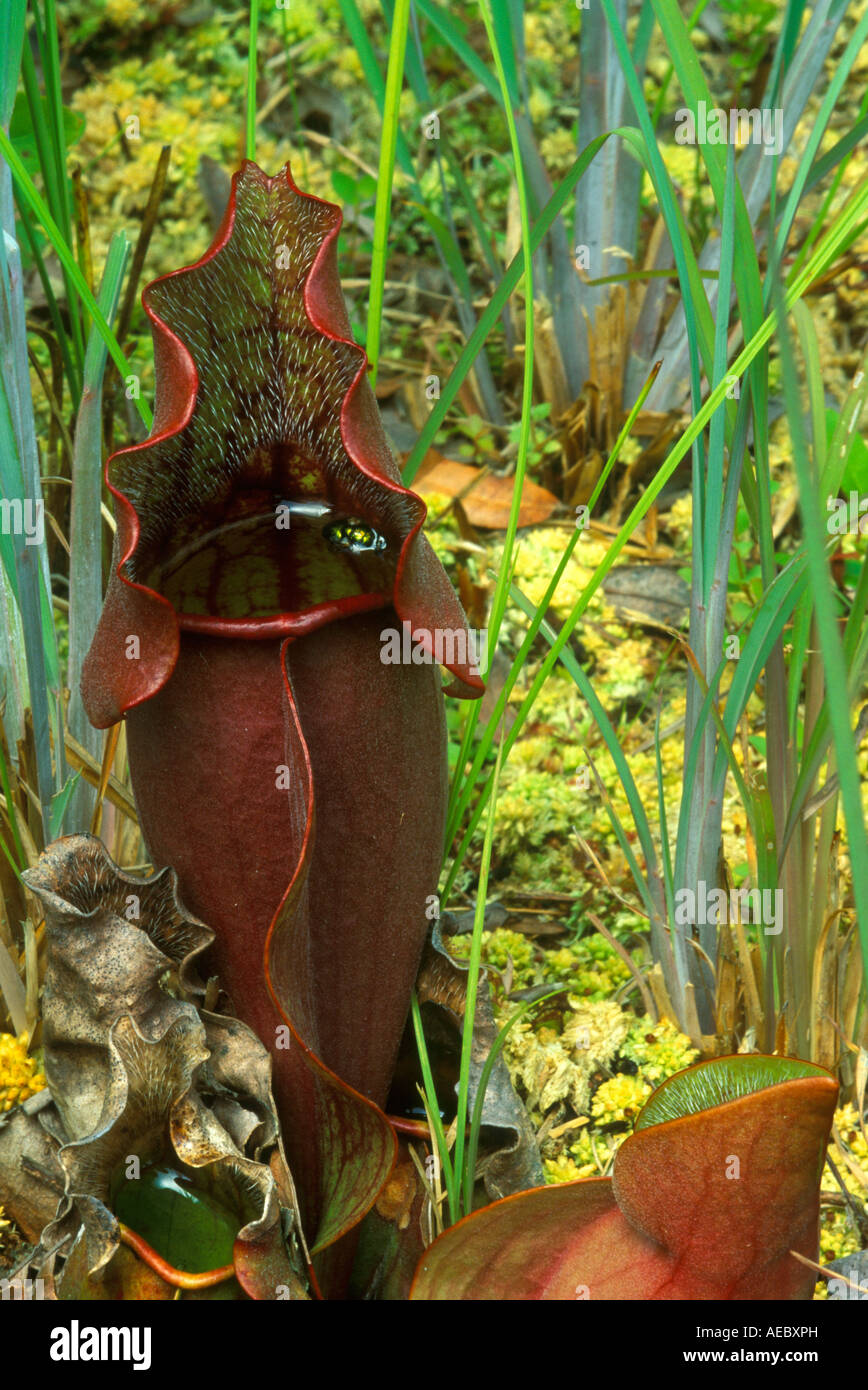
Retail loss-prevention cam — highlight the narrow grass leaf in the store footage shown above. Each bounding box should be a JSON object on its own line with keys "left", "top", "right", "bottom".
{"left": 0, "top": 127, "right": 152, "bottom": 429}
{"left": 367, "top": 0, "right": 410, "bottom": 387}
{"left": 777, "top": 290, "right": 868, "bottom": 970}
{"left": 67, "top": 232, "right": 130, "bottom": 830}
{"left": 246, "top": 0, "right": 259, "bottom": 161}
{"left": 411, "top": 990, "right": 456, "bottom": 1216}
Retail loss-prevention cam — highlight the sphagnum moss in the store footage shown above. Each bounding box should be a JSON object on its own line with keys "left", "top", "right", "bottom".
{"left": 813, "top": 1107, "right": 868, "bottom": 1298}
{"left": 0, "top": 1033, "right": 47, "bottom": 1113}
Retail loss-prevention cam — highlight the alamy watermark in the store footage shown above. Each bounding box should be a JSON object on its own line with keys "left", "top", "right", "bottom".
{"left": 49, "top": 1320, "right": 151, "bottom": 1370}
{"left": 675, "top": 101, "right": 783, "bottom": 157}
{"left": 1, "top": 1276, "right": 45, "bottom": 1299}
{"left": 674, "top": 881, "right": 783, "bottom": 935}
{"left": 380, "top": 623, "right": 487, "bottom": 677}
{"left": 0, "top": 497, "right": 44, "bottom": 546}
{"left": 827, "top": 491, "right": 868, "bottom": 534}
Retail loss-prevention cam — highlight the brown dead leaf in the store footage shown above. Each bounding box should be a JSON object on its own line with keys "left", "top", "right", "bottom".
{"left": 2, "top": 835, "right": 309, "bottom": 1299}
{"left": 375, "top": 1161, "right": 417, "bottom": 1229}
{"left": 602, "top": 564, "right": 690, "bottom": 629}
{"left": 415, "top": 452, "right": 559, "bottom": 529}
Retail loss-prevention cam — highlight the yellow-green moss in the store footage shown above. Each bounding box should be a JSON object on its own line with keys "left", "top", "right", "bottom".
{"left": 563, "top": 1126, "right": 625, "bottom": 1178}
{"left": 0, "top": 1033, "right": 46, "bottom": 1113}
{"left": 620, "top": 1015, "right": 701, "bottom": 1083}
{"left": 447, "top": 927, "right": 634, "bottom": 1002}
{"left": 813, "top": 1102, "right": 868, "bottom": 1297}
{"left": 590, "top": 1073, "right": 653, "bottom": 1125}
{"left": 504, "top": 998, "right": 631, "bottom": 1118}
{"left": 447, "top": 927, "right": 537, "bottom": 991}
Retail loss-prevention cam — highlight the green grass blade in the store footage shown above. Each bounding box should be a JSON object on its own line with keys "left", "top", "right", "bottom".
{"left": 445, "top": 360, "right": 660, "bottom": 858}
{"left": 413, "top": 0, "right": 501, "bottom": 103}
{"left": 441, "top": 186, "right": 860, "bottom": 896}
{"left": 574, "top": 0, "right": 644, "bottom": 389}
{"left": 702, "top": 144, "right": 736, "bottom": 601}
{"left": 28, "top": 0, "right": 85, "bottom": 364}
{"left": 476, "top": 0, "right": 533, "bottom": 667}
{"left": 0, "top": 714, "right": 26, "bottom": 870}
{"left": 339, "top": 0, "right": 504, "bottom": 418}
{"left": 0, "top": 0, "right": 25, "bottom": 127}
{"left": 652, "top": 0, "right": 850, "bottom": 410}
{"left": 14, "top": 196, "right": 81, "bottom": 399}
{"left": 776, "top": 289, "right": 868, "bottom": 972}
{"left": 0, "top": 5, "right": 27, "bottom": 752}
{"left": 367, "top": 0, "right": 410, "bottom": 389}
{"left": 338, "top": 0, "right": 417, "bottom": 179}
{"left": 1, "top": 87, "right": 61, "bottom": 832}
{"left": 0, "top": 126, "right": 152, "bottom": 430}
{"left": 49, "top": 771, "right": 81, "bottom": 840}
{"left": 649, "top": 0, "right": 711, "bottom": 129}
{"left": 410, "top": 990, "right": 457, "bottom": 1218}
{"left": 456, "top": 729, "right": 504, "bottom": 1220}
{"left": 0, "top": 918, "right": 27, "bottom": 1033}
{"left": 463, "top": 987, "right": 564, "bottom": 1216}
{"left": 490, "top": 0, "right": 520, "bottom": 111}
{"left": 510, "top": 586, "right": 661, "bottom": 901}
{"left": 770, "top": 8, "right": 868, "bottom": 286}
{"left": 403, "top": 130, "right": 611, "bottom": 485}
{"left": 674, "top": 144, "right": 738, "bottom": 987}
{"left": 0, "top": 374, "right": 54, "bottom": 839}
{"left": 820, "top": 340, "right": 868, "bottom": 499}
{"left": 649, "top": 0, "right": 764, "bottom": 352}
{"left": 0, "top": 565, "right": 26, "bottom": 749}
{"left": 246, "top": 0, "right": 260, "bottom": 161}
{"left": 67, "top": 232, "right": 129, "bottom": 831}
{"left": 510, "top": 585, "right": 676, "bottom": 984}
{"left": 716, "top": 559, "right": 810, "bottom": 758}
{"left": 602, "top": 0, "right": 711, "bottom": 418}
{"left": 654, "top": 703, "right": 676, "bottom": 928}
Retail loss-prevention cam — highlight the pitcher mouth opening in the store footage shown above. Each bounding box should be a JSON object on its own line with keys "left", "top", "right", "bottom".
{"left": 121, "top": 438, "right": 400, "bottom": 636}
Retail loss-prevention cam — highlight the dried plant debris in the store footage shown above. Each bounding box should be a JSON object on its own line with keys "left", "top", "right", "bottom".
{"left": 0, "top": 835, "right": 308, "bottom": 1299}
{"left": 504, "top": 999, "right": 631, "bottom": 1118}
